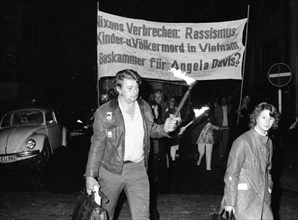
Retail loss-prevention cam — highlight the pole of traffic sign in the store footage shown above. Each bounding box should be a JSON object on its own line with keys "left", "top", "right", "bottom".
{"left": 278, "top": 88, "right": 282, "bottom": 114}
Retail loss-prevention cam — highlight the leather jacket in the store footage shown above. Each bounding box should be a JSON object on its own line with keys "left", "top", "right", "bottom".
{"left": 85, "top": 98, "right": 168, "bottom": 177}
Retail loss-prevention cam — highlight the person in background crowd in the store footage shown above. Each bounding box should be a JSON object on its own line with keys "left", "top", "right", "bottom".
{"left": 153, "top": 90, "right": 168, "bottom": 123}
{"left": 99, "top": 90, "right": 110, "bottom": 105}
{"left": 215, "top": 97, "right": 231, "bottom": 158}
{"left": 152, "top": 89, "right": 171, "bottom": 193}
{"left": 221, "top": 102, "right": 280, "bottom": 220}
{"left": 165, "top": 97, "right": 181, "bottom": 165}
{"left": 179, "top": 101, "right": 195, "bottom": 159}
{"left": 84, "top": 69, "right": 179, "bottom": 220}
{"left": 100, "top": 88, "right": 118, "bottom": 105}
{"left": 148, "top": 93, "right": 163, "bottom": 220}
{"left": 189, "top": 106, "right": 223, "bottom": 171}
{"left": 213, "top": 96, "right": 219, "bottom": 108}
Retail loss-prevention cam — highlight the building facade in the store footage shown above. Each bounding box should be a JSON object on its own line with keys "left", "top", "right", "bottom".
{"left": 245, "top": 0, "right": 297, "bottom": 116}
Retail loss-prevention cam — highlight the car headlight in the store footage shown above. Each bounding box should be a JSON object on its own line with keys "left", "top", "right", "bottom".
{"left": 26, "top": 139, "right": 36, "bottom": 149}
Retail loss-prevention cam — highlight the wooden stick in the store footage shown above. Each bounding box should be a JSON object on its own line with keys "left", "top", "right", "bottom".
{"left": 174, "top": 82, "right": 196, "bottom": 118}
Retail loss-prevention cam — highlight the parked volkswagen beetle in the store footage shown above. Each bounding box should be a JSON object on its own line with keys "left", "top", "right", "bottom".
{"left": 0, "top": 108, "right": 68, "bottom": 170}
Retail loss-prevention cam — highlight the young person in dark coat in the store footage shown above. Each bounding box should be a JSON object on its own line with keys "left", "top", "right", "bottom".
{"left": 221, "top": 102, "right": 280, "bottom": 220}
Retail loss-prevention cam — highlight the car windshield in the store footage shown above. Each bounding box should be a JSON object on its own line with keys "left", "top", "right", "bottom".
{"left": 1, "top": 110, "right": 44, "bottom": 127}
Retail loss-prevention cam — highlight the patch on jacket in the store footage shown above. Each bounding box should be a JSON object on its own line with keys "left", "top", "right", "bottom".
{"left": 106, "top": 112, "right": 112, "bottom": 120}
{"left": 238, "top": 183, "right": 248, "bottom": 190}
{"left": 107, "top": 130, "right": 113, "bottom": 138}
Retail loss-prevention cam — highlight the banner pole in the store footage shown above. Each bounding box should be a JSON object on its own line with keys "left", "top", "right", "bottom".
{"left": 96, "top": 1, "right": 100, "bottom": 107}
{"left": 237, "top": 4, "right": 250, "bottom": 125}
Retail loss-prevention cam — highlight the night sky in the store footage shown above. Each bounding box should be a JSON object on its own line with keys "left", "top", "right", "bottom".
{"left": 3, "top": 0, "right": 250, "bottom": 109}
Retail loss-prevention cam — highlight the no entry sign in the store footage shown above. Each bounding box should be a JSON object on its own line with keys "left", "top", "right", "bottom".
{"left": 268, "top": 63, "right": 292, "bottom": 87}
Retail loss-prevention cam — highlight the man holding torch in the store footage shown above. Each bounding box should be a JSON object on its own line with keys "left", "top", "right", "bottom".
{"left": 84, "top": 69, "right": 180, "bottom": 220}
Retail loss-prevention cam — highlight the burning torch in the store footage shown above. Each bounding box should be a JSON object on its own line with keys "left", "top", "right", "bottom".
{"left": 169, "top": 68, "right": 197, "bottom": 118}
{"left": 178, "top": 106, "right": 210, "bottom": 135}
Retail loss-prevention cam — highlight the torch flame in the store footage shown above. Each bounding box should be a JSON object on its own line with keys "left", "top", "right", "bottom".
{"left": 177, "top": 106, "right": 210, "bottom": 135}
{"left": 169, "top": 68, "right": 196, "bottom": 85}
{"left": 193, "top": 106, "right": 210, "bottom": 117}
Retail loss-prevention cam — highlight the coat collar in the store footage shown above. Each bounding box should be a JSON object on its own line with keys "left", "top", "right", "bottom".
{"left": 251, "top": 128, "right": 269, "bottom": 144}
{"left": 108, "top": 98, "right": 146, "bottom": 121}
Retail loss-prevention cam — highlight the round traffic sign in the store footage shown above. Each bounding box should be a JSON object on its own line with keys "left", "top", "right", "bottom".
{"left": 267, "top": 63, "right": 292, "bottom": 87}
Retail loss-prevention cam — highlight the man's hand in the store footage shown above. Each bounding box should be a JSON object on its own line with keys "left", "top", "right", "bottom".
{"left": 86, "top": 176, "right": 100, "bottom": 195}
{"left": 164, "top": 115, "right": 181, "bottom": 132}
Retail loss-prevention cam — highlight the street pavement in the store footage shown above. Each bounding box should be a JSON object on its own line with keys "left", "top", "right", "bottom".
{"left": 0, "top": 134, "right": 298, "bottom": 220}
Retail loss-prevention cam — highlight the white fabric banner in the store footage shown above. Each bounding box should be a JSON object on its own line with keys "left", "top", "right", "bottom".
{"left": 97, "top": 10, "right": 247, "bottom": 81}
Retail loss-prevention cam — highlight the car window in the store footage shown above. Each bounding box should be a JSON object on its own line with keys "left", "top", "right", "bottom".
{"left": 27, "top": 111, "right": 43, "bottom": 124}
{"left": 46, "top": 111, "right": 56, "bottom": 125}
{"left": 1, "top": 110, "right": 44, "bottom": 127}
{"left": 1, "top": 114, "right": 12, "bottom": 127}
{"left": 13, "top": 114, "right": 22, "bottom": 124}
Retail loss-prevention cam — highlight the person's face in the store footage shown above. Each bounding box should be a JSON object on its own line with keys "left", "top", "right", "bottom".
{"left": 243, "top": 96, "right": 250, "bottom": 104}
{"left": 154, "top": 92, "right": 162, "bottom": 104}
{"left": 100, "top": 93, "right": 109, "bottom": 103}
{"left": 117, "top": 78, "right": 139, "bottom": 104}
{"left": 221, "top": 97, "right": 227, "bottom": 105}
{"left": 169, "top": 99, "right": 175, "bottom": 107}
{"left": 255, "top": 109, "right": 275, "bottom": 133}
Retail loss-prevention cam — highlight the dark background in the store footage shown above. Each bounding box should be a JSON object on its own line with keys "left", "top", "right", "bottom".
{"left": 1, "top": 0, "right": 250, "bottom": 111}
{"left": 2, "top": 0, "right": 295, "bottom": 126}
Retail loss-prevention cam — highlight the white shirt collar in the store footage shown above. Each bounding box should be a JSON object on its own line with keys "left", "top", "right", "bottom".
{"left": 254, "top": 127, "right": 267, "bottom": 136}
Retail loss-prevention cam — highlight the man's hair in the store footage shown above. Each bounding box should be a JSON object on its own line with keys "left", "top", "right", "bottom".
{"left": 113, "top": 69, "right": 142, "bottom": 88}
{"left": 250, "top": 102, "right": 280, "bottom": 129}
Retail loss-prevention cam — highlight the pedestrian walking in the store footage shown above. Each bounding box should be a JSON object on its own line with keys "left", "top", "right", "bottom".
{"left": 165, "top": 97, "right": 181, "bottom": 165}
{"left": 220, "top": 102, "right": 280, "bottom": 220}
{"left": 84, "top": 69, "right": 179, "bottom": 220}
{"left": 214, "top": 96, "right": 231, "bottom": 158}
{"left": 191, "top": 106, "right": 225, "bottom": 171}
